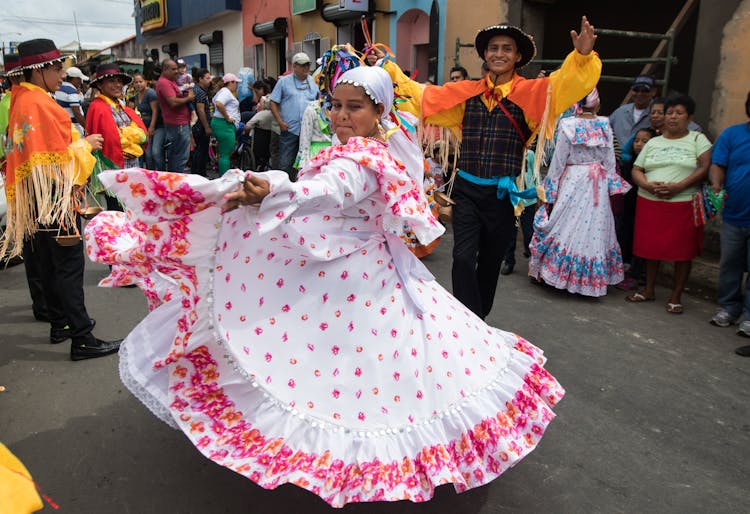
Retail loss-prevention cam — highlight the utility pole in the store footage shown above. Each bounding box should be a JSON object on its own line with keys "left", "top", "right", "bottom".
{"left": 73, "top": 11, "right": 83, "bottom": 61}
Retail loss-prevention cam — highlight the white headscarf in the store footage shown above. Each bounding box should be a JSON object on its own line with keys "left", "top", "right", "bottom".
{"left": 334, "top": 66, "right": 424, "bottom": 185}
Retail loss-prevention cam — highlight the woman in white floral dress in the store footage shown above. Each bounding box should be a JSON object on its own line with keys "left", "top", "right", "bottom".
{"left": 85, "top": 66, "right": 564, "bottom": 507}
{"left": 529, "top": 89, "right": 631, "bottom": 296}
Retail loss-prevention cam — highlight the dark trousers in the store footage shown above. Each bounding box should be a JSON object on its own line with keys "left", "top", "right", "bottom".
{"left": 503, "top": 204, "right": 536, "bottom": 266}
{"left": 22, "top": 238, "right": 48, "bottom": 320}
{"left": 34, "top": 226, "right": 94, "bottom": 343}
{"left": 191, "top": 124, "right": 210, "bottom": 176}
{"left": 451, "top": 176, "right": 516, "bottom": 318}
{"left": 253, "top": 128, "right": 272, "bottom": 171}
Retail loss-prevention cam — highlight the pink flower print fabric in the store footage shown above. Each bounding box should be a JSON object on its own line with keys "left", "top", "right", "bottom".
{"left": 86, "top": 137, "right": 564, "bottom": 507}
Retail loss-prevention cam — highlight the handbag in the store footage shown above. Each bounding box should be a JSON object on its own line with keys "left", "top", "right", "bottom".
{"left": 692, "top": 182, "right": 725, "bottom": 226}
{"left": 434, "top": 186, "right": 456, "bottom": 224}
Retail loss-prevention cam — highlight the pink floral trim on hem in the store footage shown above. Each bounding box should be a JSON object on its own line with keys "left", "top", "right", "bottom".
{"left": 168, "top": 337, "right": 563, "bottom": 508}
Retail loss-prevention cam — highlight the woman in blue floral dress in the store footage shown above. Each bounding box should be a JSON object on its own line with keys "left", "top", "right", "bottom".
{"left": 529, "top": 89, "right": 631, "bottom": 296}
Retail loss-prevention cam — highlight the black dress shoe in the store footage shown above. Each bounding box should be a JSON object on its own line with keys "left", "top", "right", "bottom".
{"left": 70, "top": 338, "right": 122, "bottom": 361}
{"left": 736, "top": 345, "right": 750, "bottom": 357}
{"left": 50, "top": 319, "right": 97, "bottom": 344}
{"left": 500, "top": 262, "right": 514, "bottom": 275}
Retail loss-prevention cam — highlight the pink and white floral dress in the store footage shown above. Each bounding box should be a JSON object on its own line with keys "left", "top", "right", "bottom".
{"left": 85, "top": 137, "right": 564, "bottom": 507}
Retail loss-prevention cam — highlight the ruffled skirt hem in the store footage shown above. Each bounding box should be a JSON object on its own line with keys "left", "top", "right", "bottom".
{"left": 119, "top": 326, "right": 563, "bottom": 508}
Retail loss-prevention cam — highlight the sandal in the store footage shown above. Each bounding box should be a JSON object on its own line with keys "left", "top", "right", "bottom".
{"left": 666, "top": 303, "right": 684, "bottom": 314}
{"left": 625, "top": 291, "right": 655, "bottom": 302}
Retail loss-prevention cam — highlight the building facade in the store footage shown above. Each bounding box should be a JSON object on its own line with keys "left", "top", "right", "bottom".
{"left": 242, "top": 0, "right": 293, "bottom": 80}
{"left": 135, "top": 0, "right": 243, "bottom": 77}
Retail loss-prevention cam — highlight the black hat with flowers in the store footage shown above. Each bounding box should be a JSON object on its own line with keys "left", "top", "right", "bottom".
{"left": 474, "top": 24, "right": 536, "bottom": 68}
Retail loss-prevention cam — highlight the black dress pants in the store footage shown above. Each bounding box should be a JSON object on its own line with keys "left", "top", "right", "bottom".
{"left": 451, "top": 175, "right": 516, "bottom": 319}
{"left": 22, "top": 237, "right": 48, "bottom": 320}
{"left": 34, "top": 225, "right": 94, "bottom": 343}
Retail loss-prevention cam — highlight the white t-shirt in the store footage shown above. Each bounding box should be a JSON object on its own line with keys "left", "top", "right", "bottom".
{"left": 633, "top": 107, "right": 646, "bottom": 124}
{"left": 212, "top": 87, "right": 241, "bottom": 127}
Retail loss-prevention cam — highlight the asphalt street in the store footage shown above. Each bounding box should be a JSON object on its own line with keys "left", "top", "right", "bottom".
{"left": 1, "top": 227, "right": 748, "bottom": 513}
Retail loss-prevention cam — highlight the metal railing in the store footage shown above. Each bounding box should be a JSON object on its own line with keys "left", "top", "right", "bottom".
{"left": 455, "top": 27, "right": 677, "bottom": 93}
{"left": 532, "top": 28, "right": 677, "bottom": 93}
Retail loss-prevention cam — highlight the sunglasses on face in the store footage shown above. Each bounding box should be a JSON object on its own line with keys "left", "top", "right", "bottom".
{"left": 632, "top": 87, "right": 650, "bottom": 93}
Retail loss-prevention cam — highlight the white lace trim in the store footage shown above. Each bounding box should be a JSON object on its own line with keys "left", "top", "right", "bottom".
{"left": 119, "top": 341, "right": 179, "bottom": 429}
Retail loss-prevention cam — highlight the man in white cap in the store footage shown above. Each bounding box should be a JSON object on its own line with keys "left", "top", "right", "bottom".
{"left": 55, "top": 65, "right": 88, "bottom": 136}
{"left": 269, "top": 52, "right": 319, "bottom": 180}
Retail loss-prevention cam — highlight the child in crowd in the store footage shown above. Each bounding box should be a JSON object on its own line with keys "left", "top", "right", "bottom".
{"left": 176, "top": 59, "right": 195, "bottom": 114}
{"left": 616, "top": 127, "right": 657, "bottom": 290}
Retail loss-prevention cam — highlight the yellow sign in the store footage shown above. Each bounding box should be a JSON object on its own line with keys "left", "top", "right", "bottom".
{"left": 140, "top": 0, "right": 167, "bottom": 32}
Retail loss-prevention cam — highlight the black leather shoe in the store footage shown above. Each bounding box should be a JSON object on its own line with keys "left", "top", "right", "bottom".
{"left": 500, "top": 261, "right": 514, "bottom": 275}
{"left": 70, "top": 338, "right": 122, "bottom": 361}
{"left": 50, "top": 319, "right": 97, "bottom": 344}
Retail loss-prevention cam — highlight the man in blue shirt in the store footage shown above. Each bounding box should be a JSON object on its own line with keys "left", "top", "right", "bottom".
{"left": 708, "top": 91, "right": 750, "bottom": 356}
{"left": 55, "top": 66, "right": 88, "bottom": 136}
{"left": 269, "top": 52, "right": 319, "bottom": 180}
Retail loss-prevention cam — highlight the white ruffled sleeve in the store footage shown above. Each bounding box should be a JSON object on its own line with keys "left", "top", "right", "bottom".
{"left": 250, "top": 158, "right": 378, "bottom": 233}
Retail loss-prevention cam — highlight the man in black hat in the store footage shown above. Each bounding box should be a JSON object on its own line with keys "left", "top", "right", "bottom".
{"left": 382, "top": 18, "right": 600, "bottom": 318}
{"left": 3, "top": 38, "right": 122, "bottom": 360}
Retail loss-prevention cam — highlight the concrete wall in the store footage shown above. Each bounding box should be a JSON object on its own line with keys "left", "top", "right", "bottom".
{"left": 708, "top": 0, "right": 750, "bottom": 135}
{"left": 688, "top": 0, "right": 743, "bottom": 137}
{"left": 445, "top": 0, "right": 509, "bottom": 80}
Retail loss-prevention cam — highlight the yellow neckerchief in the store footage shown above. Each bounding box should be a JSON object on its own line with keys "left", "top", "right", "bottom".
{"left": 480, "top": 74, "right": 514, "bottom": 112}
{"left": 98, "top": 94, "right": 146, "bottom": 158}
{"left": 99, "top": 93, "right": 123, "bottom": 111}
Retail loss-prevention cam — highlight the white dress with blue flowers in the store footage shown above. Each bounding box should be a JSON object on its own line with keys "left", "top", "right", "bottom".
{"left": 529, "top": 116, "right": 631, "bottom": 297}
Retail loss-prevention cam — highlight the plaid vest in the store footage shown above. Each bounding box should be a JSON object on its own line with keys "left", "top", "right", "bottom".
{"left": 457, "top": 95, "right": 531, "bottom": 179}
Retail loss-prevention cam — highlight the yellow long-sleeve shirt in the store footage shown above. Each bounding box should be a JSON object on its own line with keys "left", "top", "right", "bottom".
{"left": 384, "top": 49, "right": 602, "bottom": 141}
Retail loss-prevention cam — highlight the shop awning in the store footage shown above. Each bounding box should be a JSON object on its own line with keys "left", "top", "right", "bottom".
{"left": 252, "top": 18, "right": 288, "bottom": 40}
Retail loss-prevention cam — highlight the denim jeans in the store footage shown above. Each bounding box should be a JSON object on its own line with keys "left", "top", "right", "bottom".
{"left": 278, "top": 130, "right": 300, "bottom": 180}
{"left": 164, "top": 123, "right": 191, "bottom": 172}
{"left": 145, "top": 127, "right": 165, "bottom": 170}
{"left": 717, "top": 221, "right": 750, "bottom": 319}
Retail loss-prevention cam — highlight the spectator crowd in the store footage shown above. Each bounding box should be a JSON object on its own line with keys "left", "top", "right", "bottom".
{"left": 1, "top": 33, "right": 749, "bottom": 366}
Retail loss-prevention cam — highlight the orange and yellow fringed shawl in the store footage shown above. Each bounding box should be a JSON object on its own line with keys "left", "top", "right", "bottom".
{"left": 1, "top": 82, "right": 95, "bottom": 257}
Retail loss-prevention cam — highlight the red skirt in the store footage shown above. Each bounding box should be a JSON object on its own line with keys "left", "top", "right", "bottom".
{"left": 633, "top": 196, "right": 703, "bottom": 261}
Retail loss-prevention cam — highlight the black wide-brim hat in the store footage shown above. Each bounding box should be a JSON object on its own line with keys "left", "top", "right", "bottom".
{"left": 90, "top": 63, "right": 133, "bottom": 87}
{"left": 475, "top": 24, "right": 536, "bottom": 68}
{"left": 16, "top": 38, "right": 72, "bottom": 71}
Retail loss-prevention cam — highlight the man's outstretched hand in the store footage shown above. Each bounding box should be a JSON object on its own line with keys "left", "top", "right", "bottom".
{"left": 571, "top": 16, "right": 597, "bottom": 55}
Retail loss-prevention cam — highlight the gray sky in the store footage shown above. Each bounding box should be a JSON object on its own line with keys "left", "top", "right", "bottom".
{"left": 1, "top": 0, "right": 136, "bottom": 55}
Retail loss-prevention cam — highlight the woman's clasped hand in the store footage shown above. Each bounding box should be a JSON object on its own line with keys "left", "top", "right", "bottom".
{"left": 222, "top": 173, "right": 271, "bottom": 212}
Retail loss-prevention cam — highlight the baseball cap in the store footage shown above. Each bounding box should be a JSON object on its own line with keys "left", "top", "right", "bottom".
{"left": 177, "top": 58, "right": 186, "bottom": 66}
{"left": 292, "top": 52, "right": 311, "bottom": 65}
{"left": 65, "top": 66, "right": 89, "bottom": 81}
{"left": 222, "top": 72, "right": 239, "bottom": 83}
{"left": 631, "top": 75, "right": 656, "bottom": 91}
